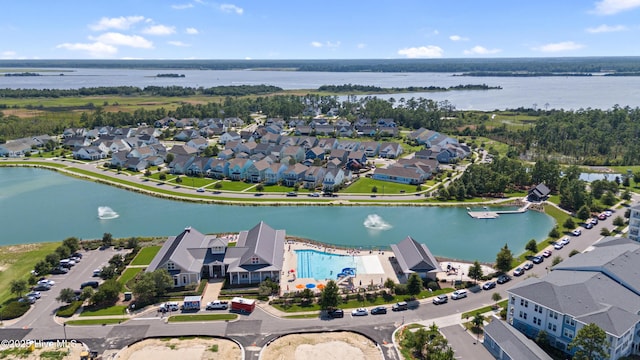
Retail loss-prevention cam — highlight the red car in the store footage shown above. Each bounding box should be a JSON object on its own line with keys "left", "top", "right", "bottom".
{"left": 542, "top": 250, "right": 552, "bottom": 257}
{"left": 598, "top": 213, "right": 607, "bottom": 220}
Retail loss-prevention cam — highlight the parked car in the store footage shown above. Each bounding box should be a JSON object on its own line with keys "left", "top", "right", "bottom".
{"left": 451, "top": 290, "right": 468, "bottom": 300}
{"left": 38, "top": 279, "right": 55, "bottom": 287}
{"left": 532, "top": 256, "right": 544, "bottom": 264}
{"left": 590, "top": 218, "right": 598, "bottom": 225}
{"left": 497, "top": 275, "right": 511, "bottom": 284}
{"left": 392, "top": 301, "right": 408, "bottom": 311}
{"left": 572, "top": 229, "right": 582, "bottom": 236}
{"left": 327, "top": 308, "right": 344, "bottom": 318}
{"left": 351, "top": 308, "right": 368, "bottom": 316}
{"left": 523, "top": 262, "right": 534, "bottom": 271}
{"left": 543, "top": 250, "right": 553, "bottom": 257}
{"left": 92, "top": 268, "right": 102, "bottom": 277}
{"left": 554, "top": 242, "right": 564, "bottom": 250}
{"left": 513, "top": 267, "right": 525, "bottom": 276}
{"left": 370, "top": 306, "right": 387, "bottom": 315}
{"left": 583, "top": 222, "right": 593, "bottom": 229}
{"left": 50, "top": 267, "right": 68, "bottom": 275}
{"left": 80, "top": 281, "right": 99, "bottom": 289}
{"left": 205, "top": 300, "right": 229, "bottom": 310}
{"left": 32, "top": 284, "right": 51, "bottom": 291}
{"left": 196, "top": 188, "right": 205, "bottom": 192}
{"left": 71, "top": 252, "right": 83, "bottom": 259}
{"left": 432, "top": 295, "right": 448, "bottom": 305}
{"left": 286, "top": 191, "right": 298, "bottom": 197}
{"left": 19, "top": 296, "right": 37, "bottom": 304}
{"left": 26, "top": 291, "right": 41, "bottom": 299}
{"left": 482, "top": 281, "right": 496, "bottom": 290}
{"left": 598, "top": 213, "right": 607, "bottom": 220}
{"left": 158, "top": 302, "right": 180, "bottom": 313}
{"left": 559, "top": 237, "right": 571, "bottom": 246}
{"left": 308, "top": 192, "right": 320, "bottom": 197}
{"left": 604, "top": 210, "right": 613, "bottom": 217}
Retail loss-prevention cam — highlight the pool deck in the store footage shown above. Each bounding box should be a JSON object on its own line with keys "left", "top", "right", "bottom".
{"left": 280, "top": 240, "right": 497, "bottom": 295}
{"left": 281, "top": 241, "right": 402, "bottom": 295}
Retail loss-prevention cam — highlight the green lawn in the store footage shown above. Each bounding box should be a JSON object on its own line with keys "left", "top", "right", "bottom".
{"left": 79, "top": 305, "right": 128, "bottom": 317}
{"left": 169, "top": 176, "right": 216, "bottom": 188}
{"left": 65, "top": 318, "right": 125, "bottom": 326}
{"left": 250, "top": 184, "right": 294, "bottom": 193}
{"left": 130, "top": 246, "right": 161, "bottom": 266}
{"left": 344, "top": 177, "right": 420, "bottom": 194}
{"left": 118, "top": 267, "right": 143, "bottom": 288}
{"left": 0, "top": 242, "right": 60, "bottom": 304}
{"left": 167, "top": 313, "right": 238, "bottom": 322}
{"left": 213, "top": 180, "right": 255, "bottom": 191}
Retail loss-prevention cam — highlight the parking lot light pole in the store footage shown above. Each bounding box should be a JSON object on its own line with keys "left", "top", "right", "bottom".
{"left": 63, "top": 323, "right": 67, "bottom": 343}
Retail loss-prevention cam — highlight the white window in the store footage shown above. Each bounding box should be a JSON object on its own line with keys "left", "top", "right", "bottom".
{"left": 167, "top": 262, "right": 175, "bottom": 270}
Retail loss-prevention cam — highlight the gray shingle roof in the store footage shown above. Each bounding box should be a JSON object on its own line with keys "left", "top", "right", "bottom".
{"left": 390, "top": 236, "right": 441, "bottom": 274}
{"left": 147, "top": 227, "right": 216, "bottom": 274}
{"left": 226, "top": 222, "right": 285, "bottom": 273}
{"left": 484, "top": 318, "right": 553, "bottom": 360}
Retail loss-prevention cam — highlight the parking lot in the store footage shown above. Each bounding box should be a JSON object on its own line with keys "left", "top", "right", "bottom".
{"left": 14, "top": 247, "right": 129, "bottom": 329}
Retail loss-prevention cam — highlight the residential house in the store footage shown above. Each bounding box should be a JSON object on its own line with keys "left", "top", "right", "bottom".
{"left": 314, "top": 125, "right": 335, "bottom": 136}
{"left": 253, "top": 143, "right": 272, "bottom": 156}
{"left": 186, "top": 137, "right": 209, "bottom": 152}
{"left": 217, "top": 149, "right": 235, "bottom": 160}
{"left": 346, "top": 150, "right": 367, "bottom": 171}
{"left": 282, "top": 164, "right": 308, "bottom": 186}
{"left": 223, "top": 117, "right": 244, "bottom": 128}
{"left": 110, "top": 152, "right": 128, "bottom": 168}
{"left": 62, "top": 128, "right": 87, "bottom": 139}
{"left": 372, "top": 166, "right": 426, "bottom": 185}
{"left": 186, "top": 157, "right": 210, "bottom": 176}
{"left": 328, "top": 149, "right": 349, "bottom": 165}
{"left": 124, "top": 157, "right": 148, "bottom": 172}
{"left": 174, "top": 118, "right": 196, "bottom": 128}
{"left": 282, "top": 145, "right": 305, "bottom": 163}
{"left": 0, "top": 141, "right": 33, "bottom": 157}
{"left": 127, "top": 146, "right": 154, "bottom": 160}
{"left": 507, "top": 237, "right": 640, "bottom": 360}
{"left": 169, "top": 144, "right": 198, "bottom": 157}
{"left": 528, "top": 183, "right": 551, "bottom": 202}
{"left": 322, "top": 168, "right": 349, "bottom": 192}
{"left": 294, "top": 126, "right": 313, "bottom": 136}
{"left": 168, "top": 154, "right": 195, "bottom": 174}
{"left": 264, "top": 163, "right": 287, "bottom": 185}
{"left": 326, "top": 157, "right": 342, "bottom": 169}
{"left": 337, "top": 140, "right": 360, "bottom": 152}
{"left": 316, "top": 138, "right": 337, "bottom": 153}
{"left": 360, "top": 141, "right": 380, "bottom": 157}
{"left": 298, "top": 136, "right": 318, "bottom": 150}
{"left": 628, "top": 204, "right": 640, "bottom": 241}
{"left": 235, "top": 141, "right": 257, "bottom": 155}
{"left": 73, "top": 146, "right": 108, "bottom": 160}
{"left": 206, "top": 159, "right": 228, "bottom": 179}
{"left": 302, "top": 166, "right": 326, "bottom": 189}
{"left": 379, "top": 127, "right": 399, "bottom": 137}
{"left": 227, "top": 158, "right": 253, "bottom": 181}
{"left": 379, "top": 142, "right": 403, "bottom": 158}
{"left": 245, "top": 159, "right": 271, "bottom": 183}
{"left": 337, "top": 126, "right": 355, "bottom": 138}
{"left": 219, "top": 131, "right": 241, "bottom": 145}
{"left": 390, "top": 236, "right": 441, "bottom": 280}
{"left": 335, "top": 119, "right": 351, "bottom": 127}
{"left": 358, "top": 126, "right": 378, "bottom": 137}
{"left": 154, "top": 117, "right": 176, "bottom": 128}
{"left": 262, "top": 132, "right": 281, "bottom": 144}
{"left": 174, "top": 129, "right": 200, "bottom": 141}
{"left": 63, "top": 136, "right": 91, "bottom": 149}
{"left": 305, "top": 147, "right": 325, "bottom": 162}
{"left": 376, "top": 118, "right": 396, "bottom": 127}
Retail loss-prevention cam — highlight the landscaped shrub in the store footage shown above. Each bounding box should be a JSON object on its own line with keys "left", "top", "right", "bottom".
{"left": 1, "top": 301, "right": 30, "bottom": 320}
{"left": 56, "top": 301, "right": 82, "bottom": 317}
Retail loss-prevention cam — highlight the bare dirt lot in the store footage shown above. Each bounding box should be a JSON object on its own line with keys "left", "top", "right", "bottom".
{"left": 261, "top": 332, "right": 383, "bottom": 360}
{"left": 116, "top": 337, "right": 241, "bottom": 360}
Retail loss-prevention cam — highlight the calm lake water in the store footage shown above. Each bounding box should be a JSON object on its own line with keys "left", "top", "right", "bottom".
{"left": 0, "top": 167, "right": 554, "bottom": 262}
{"left": 1, "top": 68, "right": 639, "bottom": 110}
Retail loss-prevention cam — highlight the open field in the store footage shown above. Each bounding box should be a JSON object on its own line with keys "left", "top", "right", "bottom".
{"left": 118, "top": 267, "right": 144, "bottom": 288}
{"left": 80, "top": 305, "right": 128, "bottom": 317}
{"left": 0, "top": 242, "right": 60, "bottom": 304}
{"left": 115, "top": 337, "right": 241, "bottom": 360}
{"left": 344, "top": 177, "right": 419, "bottom": 194}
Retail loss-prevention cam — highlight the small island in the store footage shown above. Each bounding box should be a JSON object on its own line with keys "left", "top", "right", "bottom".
{"left": 4, "top": 72, "right": 41, "bottom": 77}
{"left": 156, "top": 73, "right": 186, "bottom": 78}
{"left": 317, "top": 83, "right": 501, "bottom": 93}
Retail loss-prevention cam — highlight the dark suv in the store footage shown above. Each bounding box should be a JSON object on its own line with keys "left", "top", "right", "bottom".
{"left": 328, "top": 308, "right": 344, "bottom": 318}
{"left": 497, "top": 275, "right": 511, "bottom": 284}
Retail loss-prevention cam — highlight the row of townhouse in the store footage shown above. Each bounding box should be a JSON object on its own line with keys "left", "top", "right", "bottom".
{"left": 169, "top": 155, "right": 351, "bottom": 192}
{"left": 506, "top": 237, "right": 640, "bottom": 360}
{"left": 154, "top": 116, "right": 244, "bottom": 130}
{"left": 0, "top": 135, "right": 55, "bottom": 157}
{"left": 372, "top": 158, "right": 439, "bottom": 185}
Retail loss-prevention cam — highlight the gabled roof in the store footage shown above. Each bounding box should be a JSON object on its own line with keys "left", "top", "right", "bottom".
{"left": 226, "top": 222, "right": 285, "bottom": 272}
{"left": 484, "top": 318, "right": 553, "bottom": 360}
{"left": 147, "top": 227, "right": 216, "bottom": 274}
{"left": 390, "top": 236, "right": 441, "bottom": 274}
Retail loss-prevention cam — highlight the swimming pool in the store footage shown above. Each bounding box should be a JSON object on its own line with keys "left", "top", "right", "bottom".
{"left": 296, "top": 249, "right": 362, "bottom": 281}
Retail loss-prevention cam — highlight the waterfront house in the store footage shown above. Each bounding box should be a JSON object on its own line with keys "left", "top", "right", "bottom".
{"left": 73, "top": 146, "right": 108, "bottom": 160}
{"left": 110, "top": 152, "right": 128, "bottom": 168}
{"left": 390, "top": 236, "right": 441, "bottom": 280}
{"left": 245, "top": 159, "right": 271, "bottom": 183}
{"left": 372, "top": 166, "right": 426, "bottom": 185}
{"left": 303, "top": 166, "right": 326, "bottom": 189}
{"left": 186, "top": 156, "right": 210, "bottom": 176}
{"left": 528, "top": 183, "right": 551, "bottom": 202}
{"left": 264, "top": 163, "right": 287, "bottom": 185}
{"left": 169, "top": 154, "right": 195, "bottom": 174}
{"left": 206, "top": 158, "right": 228, "bottom": 179}
{"left": 322, "top": 168, "right": 349, "bottom": 192}
{"left": 227, "top": 158, "right": 253, "bottom": 181}
{"left": 282, "top": 163, "right": 308, "bottom": 186}
{"left": 125, "top": 157, "right": 148, "bottom": 172}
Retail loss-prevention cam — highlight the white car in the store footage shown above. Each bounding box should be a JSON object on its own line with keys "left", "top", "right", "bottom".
{"left": 559, "top": 237, "right": 570, "bottom": 246}
{"left": 26, "top": 291, "right": 41, "bottom": 299}
{"left": 572, "top": 229, "right": 582, "bottom": 236}
{"left": 554, "top": 242, "right": 564, "bottom": 250}
{"left": 351, "top": 308, "right": 368, "bottom": 316}
{"left": 37, "top": 279, "right": 55, "bottom": 286}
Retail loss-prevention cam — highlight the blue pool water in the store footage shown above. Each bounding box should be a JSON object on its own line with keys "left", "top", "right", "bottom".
{"left": 296, "top": 249, "right": 362, "bottom": 281}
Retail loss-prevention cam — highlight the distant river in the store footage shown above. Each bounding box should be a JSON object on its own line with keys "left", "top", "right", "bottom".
{"left": 1, "top": 69, "right": 640, "bottom": 110}
{"left": 0, "top": 167, "right": 554, "bottom": 262}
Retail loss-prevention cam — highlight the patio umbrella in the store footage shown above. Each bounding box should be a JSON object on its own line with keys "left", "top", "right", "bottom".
{"left": 295, "top": 284, "right": 305, "bottom": 289}
{"left": 316, "top": 284, "right": 325, "bottom": 289}
{"left": 306, "top": 283, "right": 316, "bottom": 289}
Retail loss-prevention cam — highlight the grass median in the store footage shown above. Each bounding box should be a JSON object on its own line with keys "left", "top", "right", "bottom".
{"left": 65, "top": 318, "right": 125, "bottom": 326}
{"left": 167, "top": 313, "right": 238, "bottom": 322}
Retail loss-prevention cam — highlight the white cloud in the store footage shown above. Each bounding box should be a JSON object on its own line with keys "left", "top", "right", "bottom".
{"left": 142, "top": 25, "right": 176, "bottom": 35}
{"left": 449, "top": 35, "right": 469, "bottom": 41}
{"left": 1, "top": 50, "right": 17, "bottom": 59}
{"left": 592, "top": 0, "right": 640, "bottom": 14}
{"left": 397, "top": 45, "right": 444, "bottom": 58}
{"left": 586, "top": 24, "right": 628, "bottom": 33}
{"left": 185, "top": 27, "right": 199, "bottom": 35}
{"left": 245, "top": 57, "right": 252, "bottom": 60}
{"left": 357, "top": 43, "right": 366, "bottom": 49}
{"left": 56, "top": 42, "right": 118, "bottom": 57}
{"left": 533, "top": 41, "right": 584, "bottom": 52}
{"left": 171, "top": 3, "right": 194, "bottom": 9}
{"left": 168, "top": 41, "right": 190, "bottom": 47}
{"left": 89, "top": 16, "right": 145, "bottom": 31}
{"left": 89, "top": 32, "right": 154, "bottom": 48}
{"left": 219, "top": 4, "right": 244, "bottom": 14}
{"left": 463, "top": 46, "right": 501, "bottom": 55}
{"left": 310, "top": 41, "right": 340, "bottom": 48}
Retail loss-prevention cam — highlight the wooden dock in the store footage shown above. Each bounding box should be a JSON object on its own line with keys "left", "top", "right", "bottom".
{"left": 468, "top": 203, "right": 531, "bottom": 219}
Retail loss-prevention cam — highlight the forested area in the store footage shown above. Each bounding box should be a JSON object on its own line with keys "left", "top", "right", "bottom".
{"left": 3, "top": 57, "right": 640, "bottom": 73}
{"left": 317, "top": 83, "right": 500, "bottom": 93}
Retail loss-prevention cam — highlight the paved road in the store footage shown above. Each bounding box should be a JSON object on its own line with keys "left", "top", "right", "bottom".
{"left": 0, "top": 189, "right": 630, "bottom": 359}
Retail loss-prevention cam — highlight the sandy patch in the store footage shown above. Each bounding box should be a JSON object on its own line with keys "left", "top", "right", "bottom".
{"left": 0, "top": 341, "right": 86, "bottom": 359}
{"left": 116, "top": 338, "right": 241, "bottom": 360}
{"left": 261, "top": 332, "right": 382, "bottom": 360}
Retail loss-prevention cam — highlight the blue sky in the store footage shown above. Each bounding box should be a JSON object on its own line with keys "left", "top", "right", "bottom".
{"left": 2, "top": 0, "right": 640, "bottom": 59}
